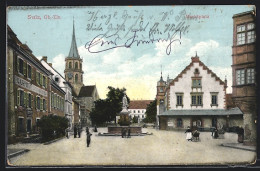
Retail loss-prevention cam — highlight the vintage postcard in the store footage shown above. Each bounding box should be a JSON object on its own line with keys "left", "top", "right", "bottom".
{"left": 6, "top": 5, "right": 257, "bottom": 166}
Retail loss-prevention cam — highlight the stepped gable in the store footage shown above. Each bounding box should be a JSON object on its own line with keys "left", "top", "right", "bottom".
{"left": 169, "top": 56, "right": 226, "bottom": 87}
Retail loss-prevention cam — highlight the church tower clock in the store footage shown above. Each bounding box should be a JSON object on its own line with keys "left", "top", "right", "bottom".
{"left": 64, "top": 20, "right": 84, "bottom": 95}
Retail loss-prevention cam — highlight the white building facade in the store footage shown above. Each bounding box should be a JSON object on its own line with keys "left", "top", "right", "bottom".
{"left": 128, "top": 100, "right": 153, "bottom": 123}
{"left": 158, "top": 55, "right": 243, "bottom": 130}
{"left": 40, "top": 57, "right": 73, "bottom": 129}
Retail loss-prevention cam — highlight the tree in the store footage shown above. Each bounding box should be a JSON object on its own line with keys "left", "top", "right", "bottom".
{"left": 90, "top": 86, "right": 130, "bottom": 125}
{"left": 132, "top": 116, "right": 138, "bottom": 123}
{"left": 144, "top": 99, "right": 157, "bottom": 123}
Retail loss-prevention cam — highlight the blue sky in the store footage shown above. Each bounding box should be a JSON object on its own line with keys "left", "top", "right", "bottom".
{"left": 7, "top": 5, "right": 254, "bottom": 99}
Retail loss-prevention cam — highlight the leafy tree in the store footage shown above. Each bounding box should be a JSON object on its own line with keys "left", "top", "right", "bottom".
{"left": 132, "top": 116, "right": 138, "bottom": 123}
{"left": 90, "top": 86, "right": 130, "bottom": 125}
{"left": 144, "top": 99, "right": 157, "bottom": 123}
{"left": 38, "top": 115, "right": 69, "bottom": 142}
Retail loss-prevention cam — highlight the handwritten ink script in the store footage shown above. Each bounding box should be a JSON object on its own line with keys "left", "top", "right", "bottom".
{"left": 84, "top": 9, "right": 190, "bottom": 55}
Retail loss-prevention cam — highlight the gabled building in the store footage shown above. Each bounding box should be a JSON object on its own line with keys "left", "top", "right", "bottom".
{"left": 232, "top": 10, "right": 256, "bottom": 145}
{"left": 128, "top": 100, "right": 153, "bottom": 123}
{"left": 76, "top": 85, "right": 99, "bottom": 126}
{"left": 157, "top": 55, "right": 243, "bottom": 130}
{"left": 7, "top": 25, "right": 52, "bottom": 143}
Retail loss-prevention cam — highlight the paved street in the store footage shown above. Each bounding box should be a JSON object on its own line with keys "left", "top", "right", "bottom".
{"left": 7, "top": 128, "right": 256, "bottom": 166}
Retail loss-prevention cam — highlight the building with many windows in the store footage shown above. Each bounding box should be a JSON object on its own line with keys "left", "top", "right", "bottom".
{"left": 232, "top": 10, "right": 256, "bottom": 145}
{"left": 128, "top": 100, "right": 153, "bottom": 123}
{"left": 40, "top": 57, "right": 73, "bottom": 129}
{"left": 157, "top": 55, "right": 243, "bottom": 130}
{"left": 7, "top": 25, "right": 53, "bottom": 143}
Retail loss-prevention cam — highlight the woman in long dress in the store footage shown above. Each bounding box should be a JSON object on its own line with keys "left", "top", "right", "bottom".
{"left": 185, "top": 126, "right": 192, "bottom": 141}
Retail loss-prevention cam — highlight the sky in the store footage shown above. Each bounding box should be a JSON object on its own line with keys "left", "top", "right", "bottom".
{"left": 7, "top": 5, "right": 255, "bottom": 100}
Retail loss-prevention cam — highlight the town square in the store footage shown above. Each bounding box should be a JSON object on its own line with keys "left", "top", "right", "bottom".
{"left": 6, "top": 5, "right": 258, "bottom": 166}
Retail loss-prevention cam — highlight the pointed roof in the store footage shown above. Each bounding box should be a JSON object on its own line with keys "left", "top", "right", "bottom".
{"left": 78, "top": 85, "right": 96, "bottom": 97}
{"left": 68, "top": 19, "right": 80, "bottom": 58}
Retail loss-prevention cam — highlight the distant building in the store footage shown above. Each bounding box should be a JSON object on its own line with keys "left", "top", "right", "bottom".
{"left": 7, "top": 25, "right": 52, "bottom": 143}
{"left": 128, "top": 100, "right": 153, "bottom": 123}
{"left": 232, "top": 10, "right": 256, "bottom": 145}
{"left": 41, "top": 57, "right": 73, "bottom": 129}
{"left": 157, "top": 55, "right": 243, "bottom": 130}
{"left": 76, "top": 85, "right": 99, "bottom": 126}
{"left": 72, "top": 90, "right": 81, "bottom": 127}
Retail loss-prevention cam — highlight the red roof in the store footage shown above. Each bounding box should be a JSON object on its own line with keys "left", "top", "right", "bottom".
{"left": 128, "top": 100, "right": 153, "bottom": 109}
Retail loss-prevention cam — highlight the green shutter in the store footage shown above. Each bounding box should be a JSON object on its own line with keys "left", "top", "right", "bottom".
{"left": 40, "top": 98, "right": 43, "bottom": 110}
{"left": 17, "top": 90, "right": 20, "bottom": 106}
{"left": 31, "top": 94, "right": 34, "bottom": 108}
{"left": 45, "top": 77, "right": 48, "bottom": 88}
{"left": 23, "top": 60, "right": 26, "bottom": 76}
{"left": 24, "top": 92, "right": 27, "bottom": 107}
{"left": 36, "top": 72, "right": 39, "bottom": 85}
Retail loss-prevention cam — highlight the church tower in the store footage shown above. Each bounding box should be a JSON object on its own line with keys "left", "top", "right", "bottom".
{"left": 156, "top": 68, "right": 166, "bottom": 105}
{"left": 64, "top": 20, "right": 84, "bottom": 95}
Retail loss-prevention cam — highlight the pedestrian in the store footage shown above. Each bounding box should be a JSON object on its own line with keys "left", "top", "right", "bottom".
{"left": 127, "top": 127, "right": 131, "bottom": 138}
{"left": 74, "top": 125, "right": 77, "bottom": 138}
{"left": 121, "top": 128, "right": 124, "bottom": 138}
{"left": 65, "top": 128, "right": 70, "bottom": 139}
{"left": 185, "top": 126, "right": 192, "bottom": 141}
{"left": 211, "top": 127, "right": 216, "bottom": 137}
{"left": 86, "top": 126, "right": 90, "bottom": 134}
{"left": 78, "top": 126, "right": 81, "bottom": 138}
{"left": 94, "top": 125, "right": 98, "bottom": 132}
{"left": 214, "top": 128, "right": 219, "bottom": 139}
{"left": 86, "top": 133, "right": 92, "bottom": 147}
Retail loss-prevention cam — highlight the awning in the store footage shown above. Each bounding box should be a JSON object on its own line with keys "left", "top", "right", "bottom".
{"left": 158, "top": 107, "right": 243, "bottom": 116}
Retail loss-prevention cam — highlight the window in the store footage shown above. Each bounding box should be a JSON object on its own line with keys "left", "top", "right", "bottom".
{"left": 51, "top": 92, "right": 54, "bottom": 107}
{"left": 80, "top": 63, "right": 82, "bottom": 69}
{"left": 36, "top": 72, "right": 41, "bottom": 85}
{"left": 237, "top": 33, "right": 245, "bottom": 45}
{"left": 75, "top": 74, "right": 78, "bottom": 83}
{"left": 69, "top": 62, "right": 72, "bottom": 69}
{"left": 211, "top": 93, "right": 218, "bottom": 106}
{"left": 37, "top": 96, "right": 40, "bottom": 109}
{"left": 142, "top": 115, "right": 144, "bottom": 118}
{"left": 18, "top": 58, "right": 24, "bottom": 75}
{"left": 191, "top": 93, "right": 203, "bottom": 106}
{"left": 159, "top": 87, "right": 163, "bottom": 92}
{"left": 27, "top": 64, "right": 32, "bottom": 79}
{"left": 75, "top": 62, "right": 78, "bottom": 69}
{"left": 247, "top": 31, "right": 255, "bottom": 43}
{"left": 28, "top": 93, "right": 32, "bottom": 108}
{"left": 55, "top": 76, "right": 59, "bottom": 82}
{"left": 43, "top": 99, "right": 46, "bottom": 110}
{"left": 20, "top": 90, "right": 24, "bottom": 106}
{"left": 134, "top": 110, "right": 136, "bottom": 113}
{"left": 177, "top": 118, "right": 183, "bottom": 127}
{"left": 81, "top": 75, "right": 83, "bottom": 82}
{"left": 236, "top": 69, "right": 245, "bottom": 85}
{"left": 192, "top": 79, "right": 201, "bottom": 88}
{"left": 138, "top": 110, "right": 140, "bottom": 113}
{"left": 18, "top": 117, "right": 24, "bottom": 132}
{"left": 176, "top": 93, "right": 183, "bottom": 106}
{"left": 43, "top": 76, "right": 46, "bottom": 87}
{"left": 247, "top": 68, "right": 255, "bottom": 84}
{"left": 237, "top": 23, "right": 255, "bottom": 45}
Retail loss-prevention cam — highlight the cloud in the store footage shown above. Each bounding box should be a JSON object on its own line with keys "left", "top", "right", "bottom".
{"left": 51, "top": 54, "right": 65, "bottom": 76}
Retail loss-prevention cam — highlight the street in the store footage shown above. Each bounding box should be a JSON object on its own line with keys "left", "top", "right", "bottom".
{"left": 7, "top": 128, "right": 256, "bottom": 166}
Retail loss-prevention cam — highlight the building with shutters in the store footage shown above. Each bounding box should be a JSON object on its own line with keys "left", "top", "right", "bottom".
{"left": 40, "top": 57, "right": 73, "bottom": 129}
{"left": 157, "top": 55, "right": 243, "bottom": 131}
{"left": 7, "top": 25, "right": 52, "bottom": 143}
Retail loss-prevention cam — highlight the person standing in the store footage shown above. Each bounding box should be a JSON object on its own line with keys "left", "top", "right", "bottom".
{"left": 127, "top": 127, "right": 131, "bottom": 138}
{"left": 214, "top": 128, "right": 219, "bottom": 139}
{"left": 185, "top": 126, "right": 192, "bottom": 141}
{"left": 86, "top": 133, "right": 92, "bottom": 147}
{"left": 74, "top": 125, "right": 77, "bottom": 138}
{"left": 86, "top": 126, "right": 90, "bottom": 135}
{"left": 78, "top": 126, "right": 81, "bottom": 138}
{"left": 211, "top": 127, "right": 216, "bottom": 137}
{"left": 65, "top": 128, "right": 70, "bottom": 139}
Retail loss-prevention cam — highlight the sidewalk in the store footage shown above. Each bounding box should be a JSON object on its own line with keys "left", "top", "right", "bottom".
{"left": 221, "top": 143, "right": 256, "bottom": 152}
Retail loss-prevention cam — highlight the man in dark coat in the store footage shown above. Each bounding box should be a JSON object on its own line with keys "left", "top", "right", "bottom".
{"left": 78, "top": 126, "right": 81, "bottom": 138}
{"left": 74, "top": 125, "right": 77, "bottom": 138}
{"left": 127, "top": 127, "right": 131, "bottom": 138}
{"left": 87, "top": 133, "right": 92, "bottom": 147}
{"left": 214, "top": 128, "right": 219, "bottom": 139}
{"left": 86, "top": 126, "right": 90, "bottom": 135}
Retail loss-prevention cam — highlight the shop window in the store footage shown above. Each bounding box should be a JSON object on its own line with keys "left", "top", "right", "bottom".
{"left": 177, "top": 118, "right": 183, "bottom": 127}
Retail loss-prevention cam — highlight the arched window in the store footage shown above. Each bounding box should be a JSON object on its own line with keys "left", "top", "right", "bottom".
{"left": 75, "top": 62, "right": 78, "bottom": 69}
{"left": 75, "top": 74, "right": 78, "bottom": 83}
{"left": 69, "top": 62, "right": 72, "bottom": 69}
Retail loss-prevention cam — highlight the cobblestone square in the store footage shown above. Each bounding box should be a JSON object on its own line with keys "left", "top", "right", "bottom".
{"left": 7, "top": 128, "right": 256, "bottom": 166}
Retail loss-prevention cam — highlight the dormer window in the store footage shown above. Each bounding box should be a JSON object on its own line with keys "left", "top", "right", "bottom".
{"left": 55, "top": 76, "right": 59, "bottom": 83}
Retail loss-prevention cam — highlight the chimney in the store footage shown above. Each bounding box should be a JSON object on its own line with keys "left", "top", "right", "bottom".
{"left": 48, "top": 63, "right": 52, "bottom": 67}
{"left": 191, "top": 51, "right": 200, "bottom": 62}
{"left": 42, "top": 56, "right": 48, "bottom": 62}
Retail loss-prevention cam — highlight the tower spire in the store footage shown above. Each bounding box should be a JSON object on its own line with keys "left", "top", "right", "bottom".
{"left": 68, "top": 18, "right": 80, "bottom": 58}
{"left": 160, "top": 65, "right": 163, "bottom": 82}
